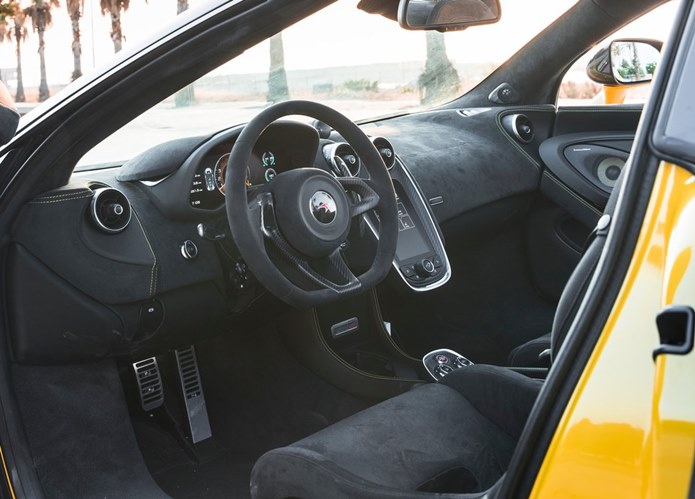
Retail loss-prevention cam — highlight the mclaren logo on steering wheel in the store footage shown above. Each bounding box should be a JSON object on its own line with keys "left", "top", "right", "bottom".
{"left": 310, "top": 191, "right": 337, "bottom": 224}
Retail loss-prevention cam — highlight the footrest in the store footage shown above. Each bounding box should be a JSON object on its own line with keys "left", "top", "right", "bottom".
{"left": 422, "top": 348, "right": 474, "bottom": 381}
{"left": 175, "top": 345, "right": 212, "bottom": 444}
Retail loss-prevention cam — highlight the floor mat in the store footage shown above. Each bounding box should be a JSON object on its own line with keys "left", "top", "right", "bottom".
{"left": 134, "top": 324, "right": 372, "bottom": 498}
{"left": 11, "top": 361, "right": 169, "bottom": 499}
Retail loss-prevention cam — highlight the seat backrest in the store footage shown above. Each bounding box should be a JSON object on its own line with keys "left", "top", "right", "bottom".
{"left": 550, "top": 174, "right": 623, "bottom": 360}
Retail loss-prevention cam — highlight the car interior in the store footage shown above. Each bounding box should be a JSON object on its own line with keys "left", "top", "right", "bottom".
{"left": 0, "top": 0, "right": 675, "bottom": 497}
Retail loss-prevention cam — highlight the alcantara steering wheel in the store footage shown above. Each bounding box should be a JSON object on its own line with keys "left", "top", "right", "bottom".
{"left": 225, "top": 100, "right": 398, "bottom": 308}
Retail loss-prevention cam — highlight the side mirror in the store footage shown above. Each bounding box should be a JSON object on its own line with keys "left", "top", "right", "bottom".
{"left": 398, "top": 0, "right": 501, "bottom": 31}
{"left": 587, "top": 39, "right": 662, "bottom": 86}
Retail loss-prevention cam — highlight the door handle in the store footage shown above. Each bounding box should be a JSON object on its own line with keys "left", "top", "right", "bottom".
{"left": 653, "top": 305, "right": 695, "bottom": 361}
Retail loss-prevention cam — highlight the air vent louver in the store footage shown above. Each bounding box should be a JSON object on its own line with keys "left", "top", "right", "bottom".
{"left": 372, "top": 137, "right": 396, "bottom": 170}
{"left": 502, "top": 114, "right": 535, "bottom": 144}
{"left": 90, "top": 187, "right": 131, "bottom": 234}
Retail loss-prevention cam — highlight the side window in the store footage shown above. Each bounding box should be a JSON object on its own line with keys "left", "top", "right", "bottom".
{"left": 558, "top": 2, "right": 677, "bottom": 106}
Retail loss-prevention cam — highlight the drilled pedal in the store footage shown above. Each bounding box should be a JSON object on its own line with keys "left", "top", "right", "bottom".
{"left": 133, "top": 357, "right": 164, "bottom": 411}
{"left": 175, "top": 346, "right": 212, "bottom": 444}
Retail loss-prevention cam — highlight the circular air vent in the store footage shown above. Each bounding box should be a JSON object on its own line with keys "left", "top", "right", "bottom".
{"left": 371, "top": 137, "right": 396, "bottom": 170}
{"left": 90, "top": 188, "right": 132, "bottom": 234}
{"left": 323, "top": 142, "right": 360, "bottom": 176}
{"left": 503, "top": 114, "right": 534, "bottom": 144}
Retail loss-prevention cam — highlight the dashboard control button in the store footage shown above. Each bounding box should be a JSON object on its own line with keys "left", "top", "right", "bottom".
{"left": 432, "top": 256, "right": 443, "bottom": 268}
{"left": 455, "top": 356, "right": 472, "bottom": 368}
{"left": 435, "top": 364, "right": 454, "bottom": 377}
{"left": 180, "top": 240, "right": 199, "bottom": 260}
{"left": 415, "top": 258, "right": 436, "bottom": 277}
{"left": 139, "top": 301, "right": 164, "bottom": 335}
{"left": 436, "top": 354, "right": 449, "bottom": 364}
{"left": 400, "top": 265, "right": 416, "bottom": 277}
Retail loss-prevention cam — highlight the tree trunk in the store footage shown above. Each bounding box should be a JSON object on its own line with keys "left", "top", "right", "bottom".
{"left": 110, "top": 11, "right": 122, "bottom": 52}
{"left": 418, "top": 31, "right": 459, "bottom": 105}
{"left": 267, "top": 33, "right": 289, "bottom": 103}
{"left": 37, "top": 10, "right": 49, "bottom": 102}
{"left": 14, "top": 20, "right": 25, "bottom": 102}
{"left": 174, "top": 0, "right": 195, "bottom": 107}
{"left": 71, "top": 11, "right": 82, "bottom": 81}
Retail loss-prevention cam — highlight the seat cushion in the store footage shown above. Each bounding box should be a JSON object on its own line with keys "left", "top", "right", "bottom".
{"left": 507, "top": 333, "right": 551, "bottom": 367}
{"left": 251, "top": 365, "right": 541, "bottom": 499}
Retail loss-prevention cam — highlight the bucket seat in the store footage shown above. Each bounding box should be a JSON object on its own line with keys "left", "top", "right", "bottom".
{"left": 249, "top": 184, "right": 618, "bottom": 498}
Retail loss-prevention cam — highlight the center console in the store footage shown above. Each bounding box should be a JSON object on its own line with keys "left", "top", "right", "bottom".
{"left": 366, "top": 138, "right": 451, "bottom": 291}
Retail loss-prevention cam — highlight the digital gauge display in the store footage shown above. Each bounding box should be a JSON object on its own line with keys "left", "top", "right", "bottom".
{"left": 189, "top": 149, "right": 282, "bottom": 209}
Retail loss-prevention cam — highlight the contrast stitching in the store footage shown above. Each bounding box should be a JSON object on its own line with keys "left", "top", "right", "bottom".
{"left": 32, "top": 190, "right": 92, "bottom": 200}
{"left": 544, "top": 172, "right": 602, "bottom": 215}
{"left": 369, "top": 289, "right": 420, "bottom": 362}
{"left": 132, "top": 211, "right": 158, "bottom": 297}
{"left": 311, "top": 309, "right": 421, "bottom": 383}
{"left": 494, "top": 107, "right": 555, "bottom": 173}
{"left": 29, "top": 193, "right": 92, "bottom": 204}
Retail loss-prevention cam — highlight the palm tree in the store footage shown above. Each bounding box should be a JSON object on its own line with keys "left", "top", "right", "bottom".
{"left": 174, "top": 0, "right": 194, "bottom": 107}
{"left": 24, "top": 0, "right": 59, "bottom": 102}
{"left": 100, "top": 0, "right": 130, "bottom": 53}
{"left": 267, "top": 33, "right": 289, "bottom": 103}
{"left": 418, "top": 31, "right": 459, "bottom": 105}
{"left": 0, "top": 1, "right": 27, "bottom": 102}
{"left": 12, "top": 8, "right": 27, "bottom": 101}
{"left": 67, "top": 0, "right": 83, "bottom": 81}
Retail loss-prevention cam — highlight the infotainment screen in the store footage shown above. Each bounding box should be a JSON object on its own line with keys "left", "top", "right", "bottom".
{"left": 395, "top": 198, "right": 431, "bottom": 261}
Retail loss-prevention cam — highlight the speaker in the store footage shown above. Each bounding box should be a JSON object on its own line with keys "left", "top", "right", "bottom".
{"left": 596, "top": 156, "right": 625, "bottom": 188}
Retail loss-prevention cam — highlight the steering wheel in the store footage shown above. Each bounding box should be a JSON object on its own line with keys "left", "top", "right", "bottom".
{"left": 225, "top": 100, "right": 398, "bottom": 308}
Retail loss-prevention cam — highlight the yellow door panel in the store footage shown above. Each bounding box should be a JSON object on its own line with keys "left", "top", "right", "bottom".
{"left": 532, "top": 163, "right": 695, "bottom": 498}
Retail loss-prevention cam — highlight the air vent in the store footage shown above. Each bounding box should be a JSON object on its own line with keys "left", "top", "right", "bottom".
{"left": 323, "top": 142, "right": 360, "bottom": 176}
{"left": 371, "top": 137, "right": 396, "bottom": 170}
{"left": 133, "top": 357, "right": 164, "bottom": 412}
{"left": 502, "top": 114, "right": 534, "bottom": 144}
{"left": 90, "top": 187, "right": 131, "bottom": 234}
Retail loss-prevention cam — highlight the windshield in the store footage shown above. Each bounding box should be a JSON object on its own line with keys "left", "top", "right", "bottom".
{"left": 78, "top": 0, "right": 577, "bottom": 168}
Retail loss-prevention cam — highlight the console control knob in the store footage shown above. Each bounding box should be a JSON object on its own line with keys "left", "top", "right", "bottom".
{"left": 415, "top": 258, "right": 436, "bottom": 277}
{"left": 180, "top": 240, "right": 198, "bottom": 260}
{"left": 435, "top": 364, "right": 454, "bottom": 378}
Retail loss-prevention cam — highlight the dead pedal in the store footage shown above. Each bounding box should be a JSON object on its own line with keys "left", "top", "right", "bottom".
{"left": 132, "top": 357, "right": 164, "bottom": 411}
{"left": 175, "top": 345, "right": 212, "bottom": 444}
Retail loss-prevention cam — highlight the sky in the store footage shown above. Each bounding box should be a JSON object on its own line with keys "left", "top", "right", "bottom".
{"left": 0, "top": 0, "right": 678, "bottom": 94}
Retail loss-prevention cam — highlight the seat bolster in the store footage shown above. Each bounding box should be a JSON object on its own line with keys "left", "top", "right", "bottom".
{"left": 250, "top": 383, "right": 515, "bottom": 498}
{"left": 507, "top": 333, "right": 551, "bottom": 367}
{"left": 440, "top": 365, "right": 543, "bottom": 440}
{"left": 251, "top": 447, "right": 438, "bottom": 499}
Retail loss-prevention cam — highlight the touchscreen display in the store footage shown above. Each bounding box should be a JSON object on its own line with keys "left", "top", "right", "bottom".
{"left": 395, "top": 198, "right": 431, "bottom": 261}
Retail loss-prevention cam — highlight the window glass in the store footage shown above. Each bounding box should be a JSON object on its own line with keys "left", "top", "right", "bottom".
{"left": 558, "top": 2, "right": 677, "bottom": 106}
{"left": 79, "top": 0, "right": 578, "bottom": 168}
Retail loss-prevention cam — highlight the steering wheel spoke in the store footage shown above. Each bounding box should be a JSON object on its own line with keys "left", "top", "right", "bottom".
{"left": 257, "top": 192, "right": 360, "bottom": 294}
{"left": 337, "top": 176, "right": 380, "bottom": 218}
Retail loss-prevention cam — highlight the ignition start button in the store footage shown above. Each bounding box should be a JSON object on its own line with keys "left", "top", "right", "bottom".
{"left": 180, "top": 240, "right": 199, "bottom": 260}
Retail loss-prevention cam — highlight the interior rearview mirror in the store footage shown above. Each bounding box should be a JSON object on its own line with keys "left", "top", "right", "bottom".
{"left": 587, "top": 39, "right": 662, "bottom": 86}
{"left": 398, "top": 0, "right": 502, "bottom": 31}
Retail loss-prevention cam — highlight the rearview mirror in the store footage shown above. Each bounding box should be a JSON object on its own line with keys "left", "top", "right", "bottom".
{"left": 398, "top": 0, "right": 501, "bottom": 31}
{"left": 587, "top": 39, "right": 662, "bottom": 86}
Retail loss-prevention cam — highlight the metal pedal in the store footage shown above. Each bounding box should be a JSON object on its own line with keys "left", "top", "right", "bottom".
{"left": 133, "top": 357, "right": 164, "bottom": 411}
{"left": 175, "top": 346, "right": 212, "bottom": 444}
